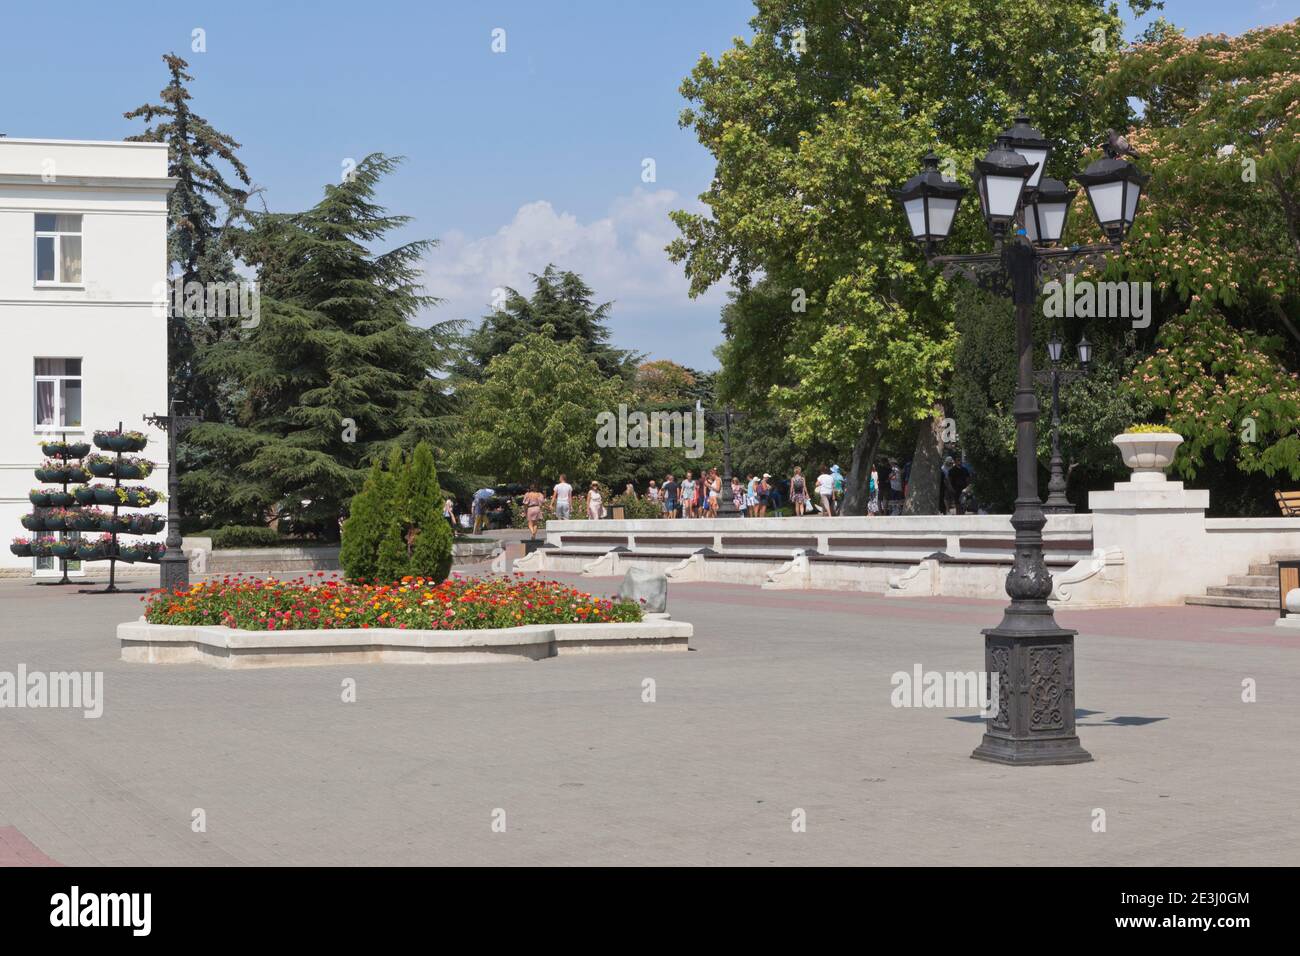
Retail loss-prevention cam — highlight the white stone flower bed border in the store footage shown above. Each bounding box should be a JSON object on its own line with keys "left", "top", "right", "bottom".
{"left": 118, "top": 616, "right": 691, "bottom": 669}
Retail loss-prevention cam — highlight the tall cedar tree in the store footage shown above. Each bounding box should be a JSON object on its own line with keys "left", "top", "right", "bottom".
{"left": 124, "top": 53, "right": 251, "bottom": 414}
{"left": 184, "top": 154, "right": 457, "bottom": 538}
{"left": 454, "top": 265, "right": 637, "bottom": 382}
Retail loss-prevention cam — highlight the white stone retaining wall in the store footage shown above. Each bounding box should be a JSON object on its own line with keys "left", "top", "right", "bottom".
{"left": 118, "top": 617, "right": 691, "bottom": 668}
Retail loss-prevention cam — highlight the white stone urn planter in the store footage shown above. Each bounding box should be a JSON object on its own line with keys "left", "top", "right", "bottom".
{"left": 1112, "top": 431, "right": 1183, "bottom": 482}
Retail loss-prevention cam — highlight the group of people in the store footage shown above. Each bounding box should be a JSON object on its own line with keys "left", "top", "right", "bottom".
{"left": 463, "top": 453, "right": 975, "bottom": 539}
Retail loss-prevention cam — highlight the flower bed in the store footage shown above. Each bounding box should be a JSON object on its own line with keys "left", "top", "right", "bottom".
{"left": 142, "top": 574, "right": 644, "bottom": 632}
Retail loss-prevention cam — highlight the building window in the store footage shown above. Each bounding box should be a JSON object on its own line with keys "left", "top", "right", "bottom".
{"left": 34, "top": 213, "right": 83, "bottom": 285}
{"left": 34, "top": 358, "right": 83, "bottom": 430}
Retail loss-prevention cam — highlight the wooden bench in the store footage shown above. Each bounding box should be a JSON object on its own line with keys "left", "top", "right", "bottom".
{"left": 1276, "top": 490, "right": 1300, "bottom": 517}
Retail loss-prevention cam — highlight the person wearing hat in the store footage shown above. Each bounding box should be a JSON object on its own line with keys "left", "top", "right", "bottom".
{"left": 757, "top": 472, "right": 772, "bottom": 517}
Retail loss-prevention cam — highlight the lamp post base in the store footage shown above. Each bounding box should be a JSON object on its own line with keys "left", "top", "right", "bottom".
{"left": 1041, "top": 497, "right": 1075, "bottom": 515}
{"left": 159, "top": 550, "right": 190, "bottom": 592}
{"left": 971, "top": 620, "right": 1092, "bottom": 766}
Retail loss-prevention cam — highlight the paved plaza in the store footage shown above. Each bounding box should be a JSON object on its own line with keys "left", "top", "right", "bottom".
{"left": 0, "top": 568, "right": 1296, "bottom": 866}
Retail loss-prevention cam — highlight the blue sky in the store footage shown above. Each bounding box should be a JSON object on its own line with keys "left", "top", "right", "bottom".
{"left": 1, "top": 0, "right": 1292, "bottom": 369}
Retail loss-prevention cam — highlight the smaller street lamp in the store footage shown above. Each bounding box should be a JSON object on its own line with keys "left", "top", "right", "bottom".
{"left": 1038, "top": 334, "right": 1091, "bottom": 514}
{"left": 895, "top": 152, "right": 968, "bottom": 251}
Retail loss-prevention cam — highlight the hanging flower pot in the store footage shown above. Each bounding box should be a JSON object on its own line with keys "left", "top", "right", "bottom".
{"left": 69, "top": 509, "right": 106, "bottom": 532}
{"left": 100, "top": 514, "right": 132, "bottom": 533}
{"left": 128, "top": 513, "right": 166, "bottom": 535}
{"left": 10, "top": 537, "right": 33, "bottom": 557}
{"left": 74, "top": 537, "right": 111, "bottom": 561}
{"left": 28, "top": 490, "right": 51, "bottom": 507}
{"left": 73, "top": 486, "right": 97, "bottom": 505}
{"left": 30, "top": 537, "right": 55, "bottom": 558}
{"left": 93, "top": 430, "right": 148, "bottom": 453}
{"left": 47, "top": 490, "right": 75, "bottom": 507}
{"left": 118, "top": 487, "right": 163, "bottom": 507}
{"left": 43, "top": 511, "right": 69, "bottom": 531}
{"left": 50, "top": 540, "right": 77, "bottom": 559}
{"left": 65, "top": 441, "right": 91, "bottom": 459}
{"left": 40, "top": 440, "right": 70, "bottom": 458}
{"left": 93, "top": 486, "right": 119, "bottom": 505}
{"left": 20, "top": 513, "right": 45, "bottom": 531}
{"left": 114, "top": 459, "right": 154, "bottom": 480}
{"left": 84, "top": 455, "right": 115, "bottom": 477}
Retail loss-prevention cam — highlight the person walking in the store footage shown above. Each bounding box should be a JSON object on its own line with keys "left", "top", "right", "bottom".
{"left": 551, "top": 474, "right": 573, "bottom": 520}
{"left": 815, "top": 467, "right": 835, "bottom": 517}
{"left": 586, "top": 481, "right": 603, "bottom": 520}
{"left": 472, "top": 486, "right": 495, "bottom": 534}
{"left": 731, "top": 475, "right": 744, "bottom": 514}
{"left": 646, "top": 479, "right": 660, "bottom": 507}
{"left": 681, "top": 471, "right": 697, "bottom": 519}
{"left": 443, "top": 496, "right": 457, "bottom": 535}
{"left": 662, "top": 474, "right": 678, "bottom": 519}
{"left": 708, "top": 469, "right": 721, "bottom": 517}
{"left": 522, "top": 484, "right": 545, "bottom": 540}
{"left": 790, "top": 466, "right": 808, "bottom": 516}
{"left": 831, "top": 464, "right": 845, "bottom": 513}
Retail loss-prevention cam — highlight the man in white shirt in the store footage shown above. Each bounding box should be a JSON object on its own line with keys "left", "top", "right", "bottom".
{"left": 815, "top": 468, "right": 835, "bottom": 517}
{"left": 551, "top": 474, "right": 573, "bottom": 519}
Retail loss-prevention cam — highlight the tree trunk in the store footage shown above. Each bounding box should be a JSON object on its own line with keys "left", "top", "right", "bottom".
{"left": 904, "top": 405, "right": 945, "bottom": 515}
{"left": 841, "top": 399, "right": 887, "bottom": 516}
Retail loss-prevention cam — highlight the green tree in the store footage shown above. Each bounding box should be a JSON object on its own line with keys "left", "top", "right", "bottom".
{"left": 670, "top": 0, "right": 1147, "bottom": 513}
{"left": 339, "top": 456, "right": 396, "bottom": 583}
{"left": 451, "top": 326, "right": 629, "bottom": 486}
{"left": 125, "top": 52, "right": 251, "bottom": 415}
{"left": 340, "top": 443, "right": 454, "bottom": 584}
{"left": 1100, "top": 20, "right": 1300, "bottom": 489}
{"left": 455, "top": 265, "right": 636, "bottom": 381}
{"left": 400, "top": 442, "right": 454, "bottom": 582}
{"left": 185, "top": 154, "right": 457, "bottom": 537}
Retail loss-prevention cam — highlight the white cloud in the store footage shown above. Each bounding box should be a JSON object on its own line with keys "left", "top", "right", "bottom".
{"left": 419, "top": 188, "right": 729, "bottom": 345}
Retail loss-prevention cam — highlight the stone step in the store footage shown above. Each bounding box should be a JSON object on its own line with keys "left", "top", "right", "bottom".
{"left": 1269, "top": 552, "right": 1300, "bottom": 563}
{"left": 1206, "top": 585, "right": 1277, "bottom": 599}
{"left": 1186, "top": 594, "right": 1279, "bottom": 610}
{"left": 1227, "top": 575, "right": 1276, "bottom": 588}
{"left": 1248, "top": 564, "right": 1279, "bottom": 577}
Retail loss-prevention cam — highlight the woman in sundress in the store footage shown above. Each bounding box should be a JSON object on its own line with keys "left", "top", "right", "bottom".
{"left": 522, "top": 484, "right": 546, "bottom": 540}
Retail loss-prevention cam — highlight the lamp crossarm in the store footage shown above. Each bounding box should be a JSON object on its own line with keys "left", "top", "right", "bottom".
{"left": 925, "top": 242, "right": 1120, "bottom": 299}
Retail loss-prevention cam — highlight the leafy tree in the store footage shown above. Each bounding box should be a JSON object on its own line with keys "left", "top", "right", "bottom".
{"left": 1100, "top": 20, "right": 1300, "bottom": 488}
{"left": 125, "top": 52, "right": 251, "bottom": 416}
{"left": 670, "top": 0, "right": 1146, "bottom": 513}
{"left": 451, "top": 326, "right": 629, "bottom": 486}
{"left": 952, "top": 287, "right": 1149, "bottom": 511}
{"left": 184, "top": 154, "right": 457, "bottom": 537}
{"left": 455, "top": 265, "right": 636, "bottom": 381}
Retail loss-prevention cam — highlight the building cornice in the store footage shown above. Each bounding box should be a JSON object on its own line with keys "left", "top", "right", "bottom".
{"left": 0, "top": 174, "right": 178, "bottom": 191}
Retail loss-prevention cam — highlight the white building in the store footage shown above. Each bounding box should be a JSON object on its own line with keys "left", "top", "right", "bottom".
{"left": 0, "top": 138, "right": 174, "bottom": 576}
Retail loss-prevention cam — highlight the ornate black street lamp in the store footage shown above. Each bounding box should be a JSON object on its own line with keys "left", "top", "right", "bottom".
{"left": 1038, "top": 334, "right": 1092, "bottom": 514}
{"left": 894, "top": 116, "right": 1149, "bottom": 766}
{"left": 704, "top": 405, "right": 746, "bottom": 516}
{"left": 144, "top": 400, "right": 202, "bottom": 591}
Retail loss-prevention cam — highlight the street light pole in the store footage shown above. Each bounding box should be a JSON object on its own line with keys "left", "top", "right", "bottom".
{"left": 705, "top": 405, "right": 746, "bottom": 516}
{"left": 145, "top": 399, "right": 202, "bottom": 592}
{"left": 1039, "top": 334, "right": 1089, "bottom": 514}
{"left": 895, "top": 115, "right": 1149, "bottom": 766}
